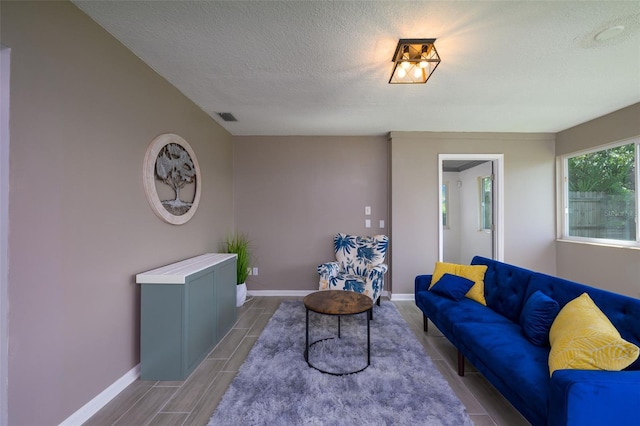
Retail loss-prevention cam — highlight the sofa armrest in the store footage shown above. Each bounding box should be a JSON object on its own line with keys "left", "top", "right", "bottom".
{"left": 415, "top": 275, "right": 432, "bottom": 294}
{"left": 549, "top": 369, "right": 640, "bottom": 426}
{"left": 317, "top": 261, "right": 340, "bottom": 278}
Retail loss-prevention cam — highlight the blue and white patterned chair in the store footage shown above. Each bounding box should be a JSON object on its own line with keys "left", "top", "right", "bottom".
{"left": 317, "top": 233, "right": 389, "bottom": 305}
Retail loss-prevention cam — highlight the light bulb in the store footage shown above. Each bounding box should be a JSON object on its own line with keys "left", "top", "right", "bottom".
{"left": 413, "top": 68, "right": 422, "bottom": 79}
{"left": 400, "top": 46, "right": 411, "bottom": 69}
{"left": 397, "top": 68, "right": 407, "bottom": 78}
{"left": 419, "top": 45, "right": 430, "bottom": 68}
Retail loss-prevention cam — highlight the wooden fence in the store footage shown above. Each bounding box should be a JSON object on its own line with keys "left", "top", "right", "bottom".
{"left": 569, "top": 191, "right": 636, "bottom": 240}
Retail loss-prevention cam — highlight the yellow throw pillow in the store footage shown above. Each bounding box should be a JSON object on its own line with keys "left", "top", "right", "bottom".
{"left": 548, "top": 292, "right": 639, "bottom": 376}
{"left": 430, "top": 262, "right": 487, "bottom": 305}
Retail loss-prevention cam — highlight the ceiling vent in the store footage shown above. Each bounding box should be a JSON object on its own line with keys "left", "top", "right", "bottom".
{"left": 217, "top": 112, "right": 237, "bottom": 122}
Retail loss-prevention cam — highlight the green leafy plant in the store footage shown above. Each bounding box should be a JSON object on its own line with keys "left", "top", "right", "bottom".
{"left": 224, "top": 232, "right": 251, "bottom": 285}
{"left": 568, "top": 143, "right": 635, "bottom": 194}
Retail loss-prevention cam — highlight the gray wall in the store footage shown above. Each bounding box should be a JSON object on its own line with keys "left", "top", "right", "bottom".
{"left": 233, "top": 136, "right": 389, "bottom": 293}
{"left": 390, "top": 132, "right": 557, "bottom": 296}
{"left": 2, "top": 2, "right": 234, "bottom": 424}
{"left": 555, "top": 103, "right": 640, "bottom": 298}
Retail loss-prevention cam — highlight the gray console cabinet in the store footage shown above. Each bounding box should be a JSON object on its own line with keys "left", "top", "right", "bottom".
{"left": 136, "top": 253, "right": 237, "bottom": 381}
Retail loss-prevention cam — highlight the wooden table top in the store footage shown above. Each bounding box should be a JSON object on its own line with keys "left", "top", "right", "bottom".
{"left": 303, "top": 290, "right": 373, "bottom": 315}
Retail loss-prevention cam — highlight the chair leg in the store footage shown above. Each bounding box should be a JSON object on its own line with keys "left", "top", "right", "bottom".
{"left": 457, "top": 350, "right": 465, "bottom": 376}
{"left": 376, "top": 296, "right": 381, "bottom": 306}
{"left": 423, "top": 314, "right": 428, "bottom": 332}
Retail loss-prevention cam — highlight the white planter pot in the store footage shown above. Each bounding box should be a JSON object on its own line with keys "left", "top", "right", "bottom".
{"left": 236, "top": 282, "right": 247, "bottom": 307}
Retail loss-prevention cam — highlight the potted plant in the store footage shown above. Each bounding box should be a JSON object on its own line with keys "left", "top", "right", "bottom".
{"left": 224, "top": 232, "right": 251, "bottom": 307}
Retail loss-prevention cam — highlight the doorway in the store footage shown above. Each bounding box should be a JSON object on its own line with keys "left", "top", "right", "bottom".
{"left": 438, "top": 154, "right": 504, "bottom": 263}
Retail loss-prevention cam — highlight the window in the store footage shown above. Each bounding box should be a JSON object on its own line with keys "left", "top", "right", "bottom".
{"left": 561, "top": 139, "right": 639, "bottom": 246}
{"left": 479, "top": 176, "right": 492, "bottom": 231}
{"left": 441, "top": 183, "right": 449, "bottom": 228}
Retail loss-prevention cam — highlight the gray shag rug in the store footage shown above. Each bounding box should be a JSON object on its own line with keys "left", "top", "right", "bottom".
{"left": 208, "top": 300, "right": 472, "bottom": 425}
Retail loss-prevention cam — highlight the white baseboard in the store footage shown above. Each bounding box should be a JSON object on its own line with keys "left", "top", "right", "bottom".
{"left": 390, "top": 293, "right": 414, "bottom": 301}
{"left": 59, "top": 364, "right": 140, "bottom": 426}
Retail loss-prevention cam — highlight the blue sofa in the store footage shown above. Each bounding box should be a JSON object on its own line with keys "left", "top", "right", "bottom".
{"left": 415, "top": 256, "right": 640, "bottom": 426}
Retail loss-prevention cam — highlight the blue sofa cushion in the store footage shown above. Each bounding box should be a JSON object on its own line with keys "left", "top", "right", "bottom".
{"left": 471, "top": 256, "right": 532, "bottom": 323}
{"left": 520, "top": 290, "right": 560, "bottom": 346}
{"left": 454, "top": 321, "right": 550, "bottom": 425}
{"left": 415, "top": 290, "right": 511, "bottom": 346}
{"left": 430, "top": 273, "right": 475, "bottom": 301}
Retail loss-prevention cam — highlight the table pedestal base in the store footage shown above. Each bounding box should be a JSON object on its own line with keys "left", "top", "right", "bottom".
{"left": 304, "top": 308, "right": 371, "bottom": 376}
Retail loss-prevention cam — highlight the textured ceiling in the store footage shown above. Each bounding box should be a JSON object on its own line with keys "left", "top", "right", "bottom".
{"left": 73, "top": 0, "right": 640, "bottom": 136}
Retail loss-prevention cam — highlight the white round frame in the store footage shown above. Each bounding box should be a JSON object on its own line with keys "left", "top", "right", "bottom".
{"left": 143, "top": 133, "right": 201, "bottom": 225}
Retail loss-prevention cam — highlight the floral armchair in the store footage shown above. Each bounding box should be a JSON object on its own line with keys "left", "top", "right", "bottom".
{"left": 317, "top": 233, "right": 389, "bottom": 305}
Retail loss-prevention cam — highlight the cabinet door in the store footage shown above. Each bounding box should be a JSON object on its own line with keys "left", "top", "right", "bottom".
{"left": 186, "top": 270, "right": 216, "bottom": 371}
{"left": 140, "top": 284, "right": 184, "bottom": 380}
{"left": 215, "top": 258, "right": 237, "bottom": 339}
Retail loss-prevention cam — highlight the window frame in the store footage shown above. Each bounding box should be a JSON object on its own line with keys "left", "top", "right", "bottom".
{"left": 441, "top": 182, "right": 449, "bottom": 229}
{"left": 478, "top": 175, "right": 492, "bottom": 232}
{"left": 559, "top": 137, "right": 639, "bottom": 248}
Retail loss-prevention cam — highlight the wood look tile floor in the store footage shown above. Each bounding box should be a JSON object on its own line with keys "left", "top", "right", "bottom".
{"left": 84, "top": 297, "right": 530, "bottom": 426}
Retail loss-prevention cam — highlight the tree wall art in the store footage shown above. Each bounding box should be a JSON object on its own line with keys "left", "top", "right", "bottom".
{"left": 143, "top": 133, "right": 201, "bottom": 225}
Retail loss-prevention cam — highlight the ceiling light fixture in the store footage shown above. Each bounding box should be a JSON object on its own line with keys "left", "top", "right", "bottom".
{"left": 389, "top": 39, "right": 440, "bottom": 84}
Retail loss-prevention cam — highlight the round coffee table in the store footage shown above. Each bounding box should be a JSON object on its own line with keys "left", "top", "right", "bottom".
{"left": 303, "top": 290, "right": 373, "bottom": 376}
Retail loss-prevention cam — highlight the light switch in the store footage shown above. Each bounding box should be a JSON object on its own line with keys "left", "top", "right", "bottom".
{"left": 365, "top": 206, "right": 371, "bottom": 215}
{"left": 379, "top": 220, "right": 385, "bottom": 228}
{"left": 365, "top": 219, "right": 371, "bottom": 228}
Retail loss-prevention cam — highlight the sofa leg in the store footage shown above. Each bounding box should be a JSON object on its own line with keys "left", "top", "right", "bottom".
{"left": 423, "top": 314, "right": 428, "bottom": 332}
{"left": 457, "top": 351, "right": 465, "bottom": 376}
